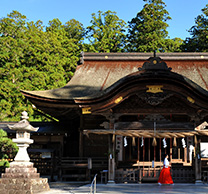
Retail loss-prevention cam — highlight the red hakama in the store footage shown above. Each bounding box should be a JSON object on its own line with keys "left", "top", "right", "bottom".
{"left": 158, "top": 166, "right": 173, "bottom": 184}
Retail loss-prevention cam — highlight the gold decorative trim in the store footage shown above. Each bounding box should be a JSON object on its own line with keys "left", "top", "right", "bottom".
{"left": 153, "top": 60, "right": 157, "bottom": 64}
{"left": 82, "top": 107, "right": 91, "bottom": 114}
{"left": 187, "top": 96, "right": 195, "bottom": 103}
{"left": 146, "top": 85, "right": 163, "bottom": 93}
{"left": 114, "top": 96, "right": 123, "bottom": 104}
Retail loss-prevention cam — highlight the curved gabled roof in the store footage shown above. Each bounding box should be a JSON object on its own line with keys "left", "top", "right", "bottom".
{"left": 21, "top": 52, "right": 208, "bottom": 102}
{"left": 72, "top": 56, "right": 208, "bottom": 115}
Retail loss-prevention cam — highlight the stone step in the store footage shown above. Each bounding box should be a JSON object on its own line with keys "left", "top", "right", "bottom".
{"left": 2, "top": 172, "right": 40, "bottom": 179}
{"left": 6, "top": 167, "right": 37, "bottom": 173}
{"left": 0, "top": 178, "right": 50, "bottom": 194}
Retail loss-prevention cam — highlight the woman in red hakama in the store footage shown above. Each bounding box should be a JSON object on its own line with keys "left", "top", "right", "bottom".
{"left": 158, "top": 154, "right": 173, "bottom": 185}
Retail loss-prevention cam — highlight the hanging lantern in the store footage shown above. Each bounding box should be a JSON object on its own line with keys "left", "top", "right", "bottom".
{"left": 173, "top": 137, "right": 177, "bottom": 147}
{"left": 152, "top": 137, "right": 157, "bottom": 147}
{"left": 132, "top": 137, "right": 136, "bottom": 146}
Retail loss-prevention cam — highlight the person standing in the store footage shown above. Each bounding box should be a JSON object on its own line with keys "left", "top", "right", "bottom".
{"left": 158, "top": 154, "right": 174, "bottom": 185}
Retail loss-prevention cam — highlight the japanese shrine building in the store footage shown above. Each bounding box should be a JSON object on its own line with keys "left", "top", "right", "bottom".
{"left": 20, "top": 52, "right": 208, "bottom": 183}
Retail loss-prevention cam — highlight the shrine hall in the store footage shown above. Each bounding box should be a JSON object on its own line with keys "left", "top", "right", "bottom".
{"left": 19, "top": 52, "right": 208, "bottom": 183}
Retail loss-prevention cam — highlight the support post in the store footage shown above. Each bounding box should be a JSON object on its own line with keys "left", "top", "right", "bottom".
{"left": 138, "top": 137, "right": 140, "bottom": 162}
{"left": 106, "top": 114, "right": 117, "bottom": 184}
{"left": 195, "top": 136, "right": 202, "bottom": 184}
{"left": 79, "top": 114, "right": 84, "bottom": 157}
{"left": 79, "top": 130, "right": 84, "bottom": 157}
{"left": 159, "top": 138, "right": 161, "bottom": 162}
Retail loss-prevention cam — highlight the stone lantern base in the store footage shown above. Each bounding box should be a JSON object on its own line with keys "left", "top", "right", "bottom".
{"left": 0, "top": 162, "right": 50, "bottom": 194}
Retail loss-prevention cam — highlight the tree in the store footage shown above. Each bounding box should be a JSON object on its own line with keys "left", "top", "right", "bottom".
{"left": 85, "top": 10, "right": 127, "bottom": 52}
{"left": 0, "top": 11, "right": 81, "bottom": 121}
{"left": 126, "top": 0, "right": 181, "bottom": 52}
{"left": 64, "top": 19, "right": 85, "bottom": 44}
{"left": 181, "top": 4, "right": 208, "bottom": 52}
{"left": 163, "top": 38, "right": 183, "bottom": 52}
{"left": 0, "top": 129, "right": 18, "bottom": 168}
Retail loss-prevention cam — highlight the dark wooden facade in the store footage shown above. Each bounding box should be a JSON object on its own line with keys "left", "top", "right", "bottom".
{"left": 19, "top": 52, "right": 208, "bottom": 183}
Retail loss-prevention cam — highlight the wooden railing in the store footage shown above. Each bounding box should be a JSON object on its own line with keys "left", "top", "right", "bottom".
{"left": 30, "top": 157, "right": 55, "bottom": 181}
{"left": 30, "top": 157, "right": 108, "bottom": 181}
{"left": 172, "top": 166, "right": 194, "bottom": 183}
{"left": 115, "top": 168, "right": 139, "bottom": 183}
{"left": 115, "top": 162, "right": 195, "bottom": 183}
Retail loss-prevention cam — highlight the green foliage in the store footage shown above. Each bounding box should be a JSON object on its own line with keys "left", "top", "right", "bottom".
{"left": 0, "top": 129, "right": 18, "bottom": 167}
{"left": 0, "top": 5, "right": 207, "bottom": 121}
{"left": 0, "top": 11, "right": 83, "bottom": 121}
{"left": 126, "top": 0, "right": 181, "bottom": 52}
{"left": 181, "top": 4, "right": 208, "bottom": 52}
{"left": 85, "top": 10, "right": 127, "bottom": 52}
{"left": 64, "top": 19, "right": 85, "bottom": 44}
{"left": 163, "top": 38, "right": 183, "bottom": 52}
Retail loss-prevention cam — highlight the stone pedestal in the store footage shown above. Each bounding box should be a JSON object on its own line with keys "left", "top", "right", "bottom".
{"left": 0, "top": 162, "right": 50, "bottom": 194}
{"left": 0, "top": 111, "right": 50, "bottom": 194}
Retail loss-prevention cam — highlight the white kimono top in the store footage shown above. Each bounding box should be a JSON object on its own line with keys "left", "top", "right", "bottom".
{"left": 164, "top": 158, "right": 169, "bottom": 168}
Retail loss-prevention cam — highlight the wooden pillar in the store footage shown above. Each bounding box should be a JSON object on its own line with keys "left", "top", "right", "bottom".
{"left": 79, "top": 130, "right": 84, "bottom": 157}
{"left": 138, "top": 137, "right": 140, "bottom": 162}
{"left": 170, "top": 138, "right": 172, "bottom": 162}
{"left": 159, "top": 138, "right": 161, "bottom": 162}
{"left": 129, "top": 138, "right": 132, "bottom": 160}
{"left": 79, "top": 114, "right": 84, "bottom": 157}
{"left": 143, "top": 141, "right": 145, "bottom": 176}
{"left": 148, "top": 138, "right": 150, "bottom": 161}
{"left": 178, "top": 148, "right": 180, "bottom": 159}
{"left": 184, "top": 147, "right": 187, "bottom": 163}
{"left": 195, "top": 136, "right": 202, "bottom": 184}
{"left": 106, "top": 114, "right": 118, "bottom": 184}
{"left": 143, "top": 140, "right": 145, "bottom": 161}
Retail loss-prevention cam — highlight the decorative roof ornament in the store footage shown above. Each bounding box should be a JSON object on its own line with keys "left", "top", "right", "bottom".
{"left": 139, "top": 51, "right": 172, "bottom": 71}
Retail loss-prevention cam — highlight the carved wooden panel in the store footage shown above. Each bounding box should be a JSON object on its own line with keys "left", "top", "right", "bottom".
{"left": 113, "top": 93, "right": 196, "bottom": 115}
{"left": 139, "top": 92, "right": 173, "bottom": 106}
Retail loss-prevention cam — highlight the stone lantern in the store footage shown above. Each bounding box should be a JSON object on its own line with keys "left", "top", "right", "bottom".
{"left": 9, "top": 111, "right": 39, "bottom": 163}
{"left": 0, "top": 111, "right": 50, "bottom": 194}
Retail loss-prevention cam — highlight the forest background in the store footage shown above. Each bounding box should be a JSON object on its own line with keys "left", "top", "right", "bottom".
{"left": 0, "top": 0, "right": 208, "bottom": 121}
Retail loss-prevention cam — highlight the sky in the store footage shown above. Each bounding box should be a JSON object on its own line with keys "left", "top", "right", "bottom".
{"left": 0, "top": 0, "right": 207, "bottom": 40}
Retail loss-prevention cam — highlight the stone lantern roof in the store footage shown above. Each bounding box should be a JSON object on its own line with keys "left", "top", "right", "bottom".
{"left": 8, "top": 111, "right": 39, "bottom": 132}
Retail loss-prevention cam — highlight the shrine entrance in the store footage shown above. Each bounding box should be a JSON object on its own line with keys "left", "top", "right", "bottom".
{"left": 79, "top": 55, "right": 208, "bottom": 183}
{"left": 83, "top": 114, "right": 208, "bottom": 183}
{"left": 22, "top": 53, "right": 208, "bottom": 183}
{"left": 116, "top": 135, "right": 194, "bottom": 183}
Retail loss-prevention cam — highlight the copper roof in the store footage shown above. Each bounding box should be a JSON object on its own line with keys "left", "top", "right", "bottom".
{"left": 21, "top": 52, "right": 208, "bottom": 100}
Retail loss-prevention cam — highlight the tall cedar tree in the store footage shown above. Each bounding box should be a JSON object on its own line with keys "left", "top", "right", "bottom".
{"left": 181, "top": 4, "right": 208, "bottom": 52}
{"left": 0, "top": 11, "right": 83, "bottom": 121}
{"left": 85, "top": 10, "right": 127, "bottom": 52}
{"left": 127, "top": 0, "right": 174, "bottom": 52}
